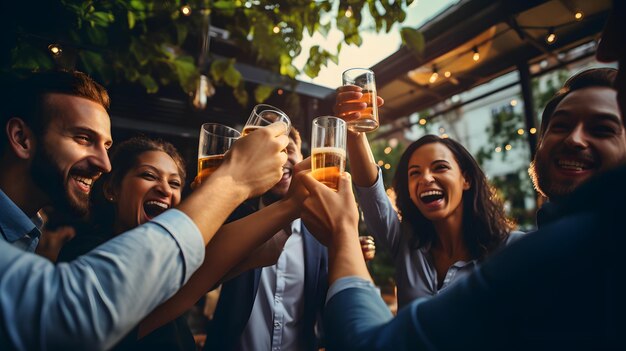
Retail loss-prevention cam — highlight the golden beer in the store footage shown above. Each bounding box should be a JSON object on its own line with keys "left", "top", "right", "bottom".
{"left": 311, "top": 147, "right": 346, "bottom": 191}
{"left": 197, "top": 154, "right": 225, "bottom": 184}
{"left": 345, "top": 91, "right": 378, "bottom": 132}
{"left": 242, "top": 125, "right": 262, "bottom": 136}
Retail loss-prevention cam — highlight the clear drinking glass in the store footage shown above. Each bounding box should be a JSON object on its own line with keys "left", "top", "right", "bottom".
{"left": 311, "top": 116, "right": 347, "bottom": 191}
{"left": 341, "top": 68, "right": 379, "bottom": 132}
{"left": 242, "top": 104, "right": 291, "bottom": 136}
{"left": 197, "top": 123, "right": 241, "bottom": 184}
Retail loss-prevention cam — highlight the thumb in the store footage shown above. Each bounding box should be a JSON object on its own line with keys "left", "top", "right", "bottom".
{"left": 294, "top": 157, "right": 311, "bottom": 173}
{"left": 264, "top": 121, "right": 289, "bottom": 136}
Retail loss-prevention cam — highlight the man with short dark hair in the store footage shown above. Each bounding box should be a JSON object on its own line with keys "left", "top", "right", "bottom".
{"left": 0, "top": 70, "right": 290, "bottom": 350}
{"left": 205, "top": 127, "right": 329, "bottom": 351}
{"left": 529, "top": 68, "right": 625, "bottom": 201}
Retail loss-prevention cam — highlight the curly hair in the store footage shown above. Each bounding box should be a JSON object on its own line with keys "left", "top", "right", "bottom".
{"left": 392, "top": 135, "right": 514, "bottom": 260}
{"left": 90, "top": 136, "right": 186, "bottom": 235}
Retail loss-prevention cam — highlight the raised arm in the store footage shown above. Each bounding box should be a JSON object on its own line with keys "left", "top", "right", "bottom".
{"left": 334, "top": 85, "right": 384, "bottom": 187}
{"left": 137, "top": 159, "right": 309, "bottom": 337}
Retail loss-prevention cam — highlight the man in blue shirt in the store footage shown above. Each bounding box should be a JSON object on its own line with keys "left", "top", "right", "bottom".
{"left": 0, "top": 70, "right": 290, "bottom": 350}
{"left": 297, "top": 1, "right": 626, "bottom": 349}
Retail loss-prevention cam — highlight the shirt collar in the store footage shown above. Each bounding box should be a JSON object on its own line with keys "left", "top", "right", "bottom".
{"left": 0, "top": 189, "right": 39, "bottom": 243}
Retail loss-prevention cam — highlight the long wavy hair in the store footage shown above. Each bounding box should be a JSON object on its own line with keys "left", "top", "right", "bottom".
{"left": 90, "top": 136, "right": 186, "bottom": 236}
{"left": 392, "top": 135, "right": 513, "bottom": 260}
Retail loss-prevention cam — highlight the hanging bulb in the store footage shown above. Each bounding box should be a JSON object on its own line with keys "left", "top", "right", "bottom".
{"left": 181, "top": 4, "right": 192, "bottom": 16}
{"left": 345, "top": 5, "right": 353, "bottom": 18}
{"left": 472, "top": 46, "right": 480, "bottom": 61}
{"left": 273, "top": 25, "right": 280, "bottom": 34}
{"left": 192, "top": 75, "right": 216, "bottom": 110}
{"left": 574, "top": 10, "right": 584, "bottom": 21}
{"left": 443, "top": 71, "right": 451, "bottom": 78}
{"left": 546, "top": 28, "right": 556, "bottom": 44}
{"left": 48, "top": 44, "right": 62, "bottom": 57}
{"left": 429, "top": 65, "right": 439, "bottom": 84}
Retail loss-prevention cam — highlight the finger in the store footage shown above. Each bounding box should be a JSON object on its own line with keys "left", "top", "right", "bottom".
{"left": 336, "top": 91, "right": 363, "bottom": 101}
{"left": 336, "top": 102, "right": 367, "bottom": 114}
{"left": 265, "top": 121, "right": 289, "bottom": 136}
{"left": 377, "top": 96, "right": 385, "bottom": 107}
{"left": 300, "top": 172, "right": 327, "bottom": 193}
{"left": 276, "top": 134, "right": 290, "bottom": 150}
{"left": 337, "top": 172, "right": 355, "bottom": 197}
{"left": 294, "top": 157, "right": 311, "bottom": 173}
{"left": 337, "top": 85, "right": 363, "bottom": 93}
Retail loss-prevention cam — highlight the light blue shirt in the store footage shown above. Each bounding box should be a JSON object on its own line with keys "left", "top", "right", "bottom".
{"left": 0, "top": 189, "right": 40, "bottom": 252}
{"left": 237, "top": 219, "right": 305, "bottom": 351}
{"left": 0, "top": 191, "right": 205, "bottom": 351}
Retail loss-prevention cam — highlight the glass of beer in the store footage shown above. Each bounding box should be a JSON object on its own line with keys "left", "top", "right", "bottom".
{"left": 341, "top": 68, "right": 379, "bottom": 132}
{"left": 242, "top": 104, "right": 291, "bottom": 136}
{"left": 311, "top": 116, "right": 347, "bottom": 191}
{"left": 197, "top": 123, "right": 241, "bottom": 184}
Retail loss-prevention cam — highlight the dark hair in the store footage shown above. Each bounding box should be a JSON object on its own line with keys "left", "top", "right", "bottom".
{"left": 288, "top": 126, "right": 302, "bottom": 151}
{"left": 0, "top": 70, "right": 110, "bottom": 150}
{"left": 392, "top": 135, "right": 513, "bottom": 260}
{"left": 539, "top": 68, "right": 618, "bottom": 140}
{"left": 91, "top": 136, "right": 186, "bottom": 234}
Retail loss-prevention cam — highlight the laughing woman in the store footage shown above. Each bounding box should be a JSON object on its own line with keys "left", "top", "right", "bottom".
{"left": 58, "top": 136, "right": 303, "bottom": 350}
{"left": 335, "top": 88, "right": 523, "bottom": 308}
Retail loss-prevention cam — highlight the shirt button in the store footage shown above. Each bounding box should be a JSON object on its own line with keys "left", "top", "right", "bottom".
{"left": 274, "top": 321, "right": 281, "bottom": 328}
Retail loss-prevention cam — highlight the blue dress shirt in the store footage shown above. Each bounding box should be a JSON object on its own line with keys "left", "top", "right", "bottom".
{"left": 0, "top": 191, "right": 205, "bottom": 351}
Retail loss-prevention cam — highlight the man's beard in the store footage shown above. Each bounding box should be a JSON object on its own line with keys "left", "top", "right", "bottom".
{"left": 30, "top": 147, "right": 90, "bottom": 218}
{"left": 529, "top": 157, "right": 577, "bottom": 201}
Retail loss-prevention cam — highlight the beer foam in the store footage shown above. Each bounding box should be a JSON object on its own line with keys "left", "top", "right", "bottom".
{"left": 312, "top": 146, "right": 346, "bottom": 157}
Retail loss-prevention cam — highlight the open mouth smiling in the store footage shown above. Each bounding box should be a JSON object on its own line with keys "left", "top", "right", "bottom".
{"left": 419, "top": 189, "right": 445, "bottom": 204}
{"left": 143, "top": 200, "right": 170, "bottom": 219}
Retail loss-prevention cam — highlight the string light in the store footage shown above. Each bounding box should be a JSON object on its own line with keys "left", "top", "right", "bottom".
{"left": 444, "top": 71, "right": 451, "bottom": 78}
{"left": 429, "top": 65, "right": 439, "bottom": 84}
{"left": 419, "top": 118, "right": 427, "bottom": 125}
{"left": 517, "top": 128, "right": 525, "bottom": 135}
{"left": 574, "top": 10, "right": 584, "bottom": 21}
{"left": 529, "top": 127, "right": 537, "bottom": 134}
{"left": 439, "top": 127, "right": 445, "bottom": 133}
{"left": 545, "top": 27, "right": 556, "bottom": 44}
{"left": 441, "top": 133, "right": 449, "bottom": 139}
{"left": 277, "top": 88, "right": 284, "bottom": 95}
{"left": 384, "top": 146, "right": 392, "bottom": 154}
{"left": 384, "top": 163, "right": 391, "bottom": 170}
{"left": 505, "top": 144, "right": 512, "bottom": 151}
{"left": 378, "top": 160, "right": 384, "bottom": 166}
{"left": 48, "top": 44, "right": 62, "bottom": 56}
{"left": 181, "top": 4, "right": 192, "bottom": 16}
{"left": 495, "top": 146, "right": 502, "bottom": 153}
{"left": 345, "top": 5, "right": 353, "bottom": 18}
{"left": 510, "top": 99, "right": 518, "bottom": 107}
{"left": 273, "top": 25, "right": 280, "bottom": 34}
{"left": 472, "top": 46, "right": 480, "bottom": 61}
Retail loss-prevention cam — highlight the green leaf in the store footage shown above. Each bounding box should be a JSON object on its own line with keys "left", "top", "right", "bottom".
{"left": 172, "top": 56, "right": 198, "bottom": 91}
{"left": 233, "top": 82, "right": 248, "bottom": 106}
{"left": 11, "top": 43, "right": 53, "bottom": 71}
{"left": 400, "top": 27, "right": 425, "bottom": 57}
{"left": 85, "top": 26, "right": 108, "bottom": 46}
{"left": 127, "top": 10, "right": 136, "bottom": 29}
{"left": 223, "top": 61, "right": 242, "bottom": 88}
{"left": 139, "top": 74, "right": 159, "bottom": 93}
{"left": 210, "top": 59, "right": 230, "bottom": 83}
{"left": 213, "top": 1, "right": 236, "bottom": 10}
{"left": 129, "top": 0, "right": 145, "bottom": 11}
{"left": 254, "top": 85, "right": 274, "bottom": 103}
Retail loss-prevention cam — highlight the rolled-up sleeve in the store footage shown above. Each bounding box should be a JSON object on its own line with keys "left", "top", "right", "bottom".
{"left": 0, "top": 209, "right": 204, "bottom": 351}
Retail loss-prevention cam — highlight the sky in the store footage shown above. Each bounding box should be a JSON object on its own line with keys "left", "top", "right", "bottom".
{"left": 293, "top": 0, "right": 458, "bottom": 88}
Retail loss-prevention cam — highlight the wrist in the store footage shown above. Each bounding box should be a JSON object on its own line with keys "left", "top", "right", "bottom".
{"left": 211, "top": 166, "right": 250, "bottom": 204}
{"left": 276, "top": 197, "right": 301, "bottom": 221}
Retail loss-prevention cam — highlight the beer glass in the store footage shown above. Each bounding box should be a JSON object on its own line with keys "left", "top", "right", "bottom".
{"left": 341, "top": 68, "right": 379, "bottom": 132}
{"left": 197, "top": 123, "right": 241, "bottom": 184}
{"left": 242, "top": 104, "right": 291, "bottom": 136}
{"left": 311, "top": 116, "right": 347, "bottom": 191}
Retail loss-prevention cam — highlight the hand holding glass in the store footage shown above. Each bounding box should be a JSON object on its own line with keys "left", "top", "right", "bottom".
{"left": 311, "top": 116, "right": 347, "bottom": 191}
{"left": 341, "top": 68, "right": 379, "bottom": 132}
{"left": 243, "top": 104, "right": 291, "bottom": 136}
{"left": 197, "top": 123, "right": 241, "bottom": 184}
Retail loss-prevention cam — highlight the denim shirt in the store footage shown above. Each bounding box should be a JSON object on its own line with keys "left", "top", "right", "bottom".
{"left": 354, "top": 168, "right": 523, "bottom": 308}
{"left": 0, "top": 191, "right": 204, "bottom": 351}
{"left": 0, "top": 189, "right": 41, "bottom": 252}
